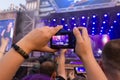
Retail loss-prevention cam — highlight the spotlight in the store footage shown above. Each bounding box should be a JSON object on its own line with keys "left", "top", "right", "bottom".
{"left": 117, "top": 13, "right": 120, "bottom": 16}
{"left": 92, "top": 31, "right": 94, "bottom": 33}
{"left": 62, "top": 18, "right": 65, "bottom": 21}
{"left": 101, "top": 27, "right": 104, "bottom": 29}
{"left": 111, "top": 26, "right": 113, "bottom": 28}
{"left": 92, "top": 27, "right": 95, "bottom": 29}
{"left": 92, "top": 15, "right": 96, "bottom": 18}
{"left": 93, "top": 22, "right": 96, "bottom": 25}
{"left": 104, "top": 14, "right": 108, "bottom": 17}
{"left": 100, "top": 30, "right": 103, "bottom": 32}
{"left": 53, "top": 19, "right": 56, "bottom": 21}
{"left": 65, "top": 24, "right": 68, "bottom": 26}
{"left": 114, "top": 20, "right": 117, "bottom": 23}
{"left": 109, "top": 30, "right": 111, "bottom": 32}
{"left": 72, "top": 17, "right": 75, "bottom": 20}
{"left": 103, "top": 21, "right": 106, "bottom": 24}
{"left": 82, "top": 16, "right": 85, "bottom": 19}
{"left": 74, "top": 24, "right": 77, "bottom": 26}
{"left": 83, "top": 23, "right": 86, "bottom": 25}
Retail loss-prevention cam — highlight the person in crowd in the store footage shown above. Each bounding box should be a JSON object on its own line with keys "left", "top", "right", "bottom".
{"left": 101, "top": 39, "right": 120, "bottom": 80}
{"left": 0, "top": 26, "right": 107, "bottom": 80}
{"left": 56, "top": 49, "right": 67, "bottom": 80}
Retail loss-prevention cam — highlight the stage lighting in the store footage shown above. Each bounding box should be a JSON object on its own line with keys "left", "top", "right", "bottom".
{"left": 114, "top": 20, "right": 117, "bottom": 23}
{"left": 103, "top": 21, "right": 106, "bottom": 24}
{"left": 101, "top": 27, "right": 104, "bottom": 29}
{"left": 117, "top": 13, "right": 120, "bottom": 16}
{"left": 92, "top": 31, "right": 94, "bottom": 33}
{"left": 100, "top": 30, "right": 103, "bottom": 32}
{"left": 104, "top": 14, "right": 108, "bottom": 17}
{"left": 65, "top": 24, "right": 68, "bottom": 26}
{"left": 93, "top": 22, "right": 96, "bottom": 25}
{"left": 83, "top": 23, "right": 86, "bottom": 26}
{"left": 72, "top": 17, "right": 75, "bottom": 20}
{"left": 92, "top": 15, "right": 96, "bottom": 18}
{"left": 82, "top": 16, "right": 85, "bottom": 19}
{"left": 92, "top": 27, "right": 95, "bottom": 29}
{"left": 53, "top": 19, "right": 56, "bottom": 21}
{"left": 111, "top": 26, "right": 113, "bottom": 28}
{"left": 74, "top": 23, "right": 77, "bottom": 26}
{"left": 109, "top": 30, "right": 111, "bottom": 32}
{"left": 62, "top": 18, "right": 65, "bottom": 21}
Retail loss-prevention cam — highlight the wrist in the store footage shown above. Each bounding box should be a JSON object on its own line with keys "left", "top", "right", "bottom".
{"left": 16, "top": 40, "right": 32, "bottom": 55}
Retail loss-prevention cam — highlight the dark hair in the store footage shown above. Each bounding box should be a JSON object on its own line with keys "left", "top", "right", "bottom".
{"left": 40, "top": 61, "right": 57, "bottom": 77}
{"left": 102, "top": 39, "right": 120, "bottom": 71}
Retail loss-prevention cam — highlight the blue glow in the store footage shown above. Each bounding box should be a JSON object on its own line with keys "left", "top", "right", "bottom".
{"left": 117, "top": 13, "right": 120, "bottom": 16}
{"left": 92, "top": 31, "right": 94, "bottom": 32}
{"left": 100, "top": 33, "right": 102, "bottom": 35}
{"left": 62, "top": 18, "right": 65, "bottom": 21}
{"left": 65, "top": 24, "right": 68, "bottom": 26}
{"left": 114, "top": 20, "right": 117, "bottom": 23}
{"left": 74, "top": 24, "right": 77, "bottom": 26}
{"left": 101, "top": 27, "right": 104, "bottom": 29}
{"left": 82, "top": 16, "right": 85, "bottom": 19}
{"left": 111, "top": 26, "right": 113, "bottom": 28}
{"left": 92, "top": 15, "right": 96, "bottom": 18}
{"left": 107, "top": 33, "right": 110, "bottom": 35}
{"left": 92, "top": 27, "right": 95, "bottom": 29}
{"left": 93, "top": 22, "right": 96, "bottom": 25}
{"left": 53, "top": 19, "right": 56, "bottom": 21}
{"left": 104, "top": 14, "right": 108, "bottom": 17}
{"left": 103, "top": 21, "right": 106, "bottom": 24}
{"left": 72, "top": 17, "right": 75, "bottom": 20}
{"left": 100, "top": 30, "right": 103, "bottom": 32}
{"left": 83, "top": 23, "right": 86, "bottom": 25}
{"left": 109, "top": 30, "right": 111, "bottom": 32}
{"left": 92, "top": 33, "right": 94, "bottom": 35}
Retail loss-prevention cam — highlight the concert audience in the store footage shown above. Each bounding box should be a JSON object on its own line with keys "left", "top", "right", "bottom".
{"left": 0, "top": 26, "right": 107, "bottom": 80}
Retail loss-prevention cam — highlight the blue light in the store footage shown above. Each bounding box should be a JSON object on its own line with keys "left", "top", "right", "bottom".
{"left": 68, "top": 29, "right": 70, "bottom": 31}
{"left": 92, "top": 31, "right": 94, "bottom": 32}
{"left": 103, "top": 21, "right": 106, "bottom": 24}
{"left": 104, "top": 14, "right": 108, "bottom": 17}
{"left": 74, "top": 23, "right": 77, "bottom": 26}
{"left": 83, "top": 23, "right": 86, "bottom": 25}
{"left": 111, "top": 26, "right": 113, "bottom": 28}
{"left": 109, "top": 30, "right": 111, "bottom": 32}
{"left": 92, "top": 33, "right": 94, "bottom": 35}
{"left": 65, "top": 24, "right": 68, "bottom": 26}
{"left": 117, "top": 13, "right": 120, "bottom": 16}
{"left": 107, "top": 33, "right": 110, "bottom": 35}
{"left": 100, "top": 33, "right": 102, "bottom": 35}
{"left": 100, "top": 30, "right": 103, "bottom": 32}
{"left": 53, "top": 19, "right": 56, "bottom": 21}
{"left": 114, "top": 20, "right": 117, "bottom": 23}
{"left": 101, "top": 27, "right": 104, "bottom": 29}
{"left": 72, "top": 17, "right": 75, "bottom": 20}
{"left": 62, "top": 18, "right": 65, "bottom": 21}
{"left": 92, "top": 15, "right": 96, "bottom": 18}
{"left": 92, "top": 27, "right": 95, "bottom": 29}
{"left": 93, "top": 22, "right": 96, "bottom": 25}
{"left": 82, "top": 16, "right": 85, "bottom": 19}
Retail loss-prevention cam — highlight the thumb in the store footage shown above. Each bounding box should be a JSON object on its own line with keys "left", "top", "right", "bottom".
{"left": 51, "top": 25, "right": 63, "bottom": 36}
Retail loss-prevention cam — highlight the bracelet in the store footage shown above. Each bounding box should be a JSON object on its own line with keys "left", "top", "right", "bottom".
{"left": 12, "top": 44, "right": 29, "bottom": 59}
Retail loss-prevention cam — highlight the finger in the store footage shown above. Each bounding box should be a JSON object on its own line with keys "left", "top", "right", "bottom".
{"left": 41, "top": 46, "right": 57, "bottom": 53}
{"left": 73, "top": 27, "right": 83, "bottom": 41}
{"left": 77, "top": 27, "right": 89, "bottom": 40}
{"left": 50, "top": 25, "right": 63, "bottom": 36}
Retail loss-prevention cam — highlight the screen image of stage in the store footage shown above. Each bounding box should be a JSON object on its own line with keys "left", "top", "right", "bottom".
{"left": 0, "top": 19, "right": 15, "bottom": 51}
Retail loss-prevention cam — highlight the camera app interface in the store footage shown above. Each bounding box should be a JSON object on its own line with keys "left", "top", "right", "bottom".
{"left": 52, "top": 35, "right": 69, "bottom": 46}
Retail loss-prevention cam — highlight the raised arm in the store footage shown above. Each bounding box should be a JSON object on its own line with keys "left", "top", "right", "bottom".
{"left": 73, "top": 27, "right": 107, "bottom": 80}
{"left": 0, "top": 26, "right": 62, "bottom": 80}
{"left": 57, "top": 49, "right": 67, "bottom": 80}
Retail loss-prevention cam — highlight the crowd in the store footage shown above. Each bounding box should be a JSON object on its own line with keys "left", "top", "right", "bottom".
{"left": 0, "top": 25, "right": 119, "bottom": 80}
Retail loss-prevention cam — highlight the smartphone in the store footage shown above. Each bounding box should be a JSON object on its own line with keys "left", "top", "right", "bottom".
{"left": 50, "top": 30, "right": 76, "bottom": 49}
{"left": 74, "top": 66, "right": 86, "bottom": 74}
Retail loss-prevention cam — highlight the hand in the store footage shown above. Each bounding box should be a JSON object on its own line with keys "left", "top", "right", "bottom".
{"left": 17, "top": 26, "right": 63, "bottom": 54}
{"left": 73, "top": 27, "right": 93, "bottom": 59}
{"left": 68, "top": 71, "right": 75, "bottom": 80}
{"left": 60, "top": 49, "right": 67, "bottom": 55}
